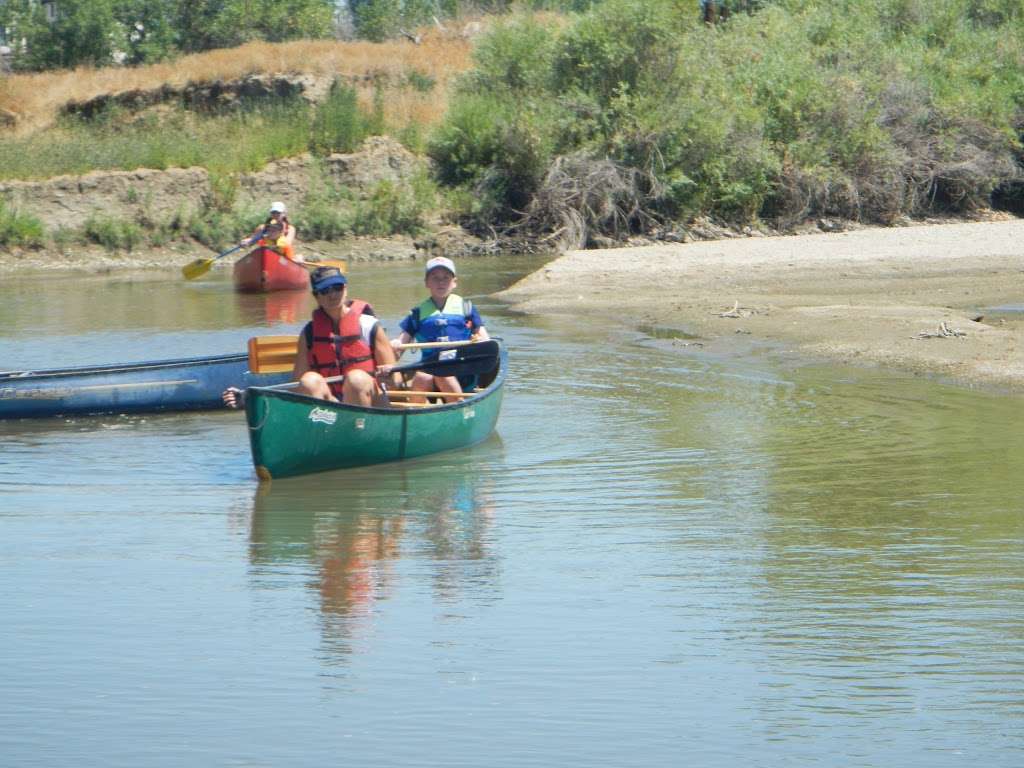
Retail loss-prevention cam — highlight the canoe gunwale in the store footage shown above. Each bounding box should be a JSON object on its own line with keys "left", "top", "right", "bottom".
{"left": 0, "top": 352, "right": 289, "bottom": 419}
{"left": 0, "top": 352, "right": 250, "bottom": 382}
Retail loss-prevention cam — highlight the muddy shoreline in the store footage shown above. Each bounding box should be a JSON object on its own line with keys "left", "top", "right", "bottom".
{"left": 0, "top": 235, "right": 423, "bottom": 276}
{"left": 498, "top": 218, "right": 1024, "bottom": 392}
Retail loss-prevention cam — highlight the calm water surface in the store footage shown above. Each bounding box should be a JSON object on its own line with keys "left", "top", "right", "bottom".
{"left": 1, "top": 257, "right": 1022, "bottom": 767}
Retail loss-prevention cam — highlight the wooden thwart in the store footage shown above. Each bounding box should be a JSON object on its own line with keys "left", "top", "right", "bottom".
{"left": 386, "top": 390, "right": 475, "bottom": 399}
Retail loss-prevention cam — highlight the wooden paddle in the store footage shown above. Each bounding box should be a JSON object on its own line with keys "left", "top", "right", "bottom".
{"left": 181, "top": 244, "right": 244, "bottom": 280}
{"left": 247, "top": 335, "right": 484, "bottom": 374}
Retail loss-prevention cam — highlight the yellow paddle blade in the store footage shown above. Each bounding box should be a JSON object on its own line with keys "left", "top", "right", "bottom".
{"left": 248, "top": 335, "right": 299, "bottom": 374}
{"left": 181, "top": 257, "right": 214, "bottom": 280}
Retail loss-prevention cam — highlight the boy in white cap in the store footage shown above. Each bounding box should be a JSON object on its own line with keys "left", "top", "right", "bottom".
{"left": 390, "top": 256, "right": 490, "bottom": 403}
{"left": 240, "top": 201, "right": 299, "bottom": 260}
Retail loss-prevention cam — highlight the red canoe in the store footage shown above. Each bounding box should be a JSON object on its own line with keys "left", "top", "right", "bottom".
{"left": 233, "top": 247, "right": 310, "bottom": 292}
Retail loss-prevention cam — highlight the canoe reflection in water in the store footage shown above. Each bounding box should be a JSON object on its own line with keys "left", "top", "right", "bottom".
{"left": 247, "top": 441, "right": 501, "bottom": 656}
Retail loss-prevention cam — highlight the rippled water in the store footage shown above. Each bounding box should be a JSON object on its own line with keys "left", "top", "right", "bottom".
{"left": 1, "top": 258, "right": 1023, "bottom": 767}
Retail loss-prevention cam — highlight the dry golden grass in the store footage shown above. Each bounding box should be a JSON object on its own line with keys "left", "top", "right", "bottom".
{"left": 0, "top": 29, "right": 476, "bottom": 134}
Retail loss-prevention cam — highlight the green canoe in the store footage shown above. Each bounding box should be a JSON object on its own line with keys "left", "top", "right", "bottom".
{"left": 243, "top": 343, "right": 507, "bottom": 479}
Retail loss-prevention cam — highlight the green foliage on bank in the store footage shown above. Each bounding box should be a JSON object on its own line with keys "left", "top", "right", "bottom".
{"left": 347, "top": 1, "right": 602, "bottom": 42}
{"left": 0, "top": 0, "right": 613, "bottom": 70}
{"left": 0, "top": 0, "right": 337, "bottom": 70}
{"left": 0, "top": 200, "right": 46, "bottom": 249}
{"left": 429, "top": 0, "right": 1024, "bottom": 242}
{"left": 0, "top": 84, "right": 380, "bottom": 181}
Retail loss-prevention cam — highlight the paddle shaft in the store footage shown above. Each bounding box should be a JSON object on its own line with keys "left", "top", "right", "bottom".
{"left": 261, "top": 342, "right": 499, "bottom": 390}
{"left": 397, "top": 340, "right": 481, "bottom": 350}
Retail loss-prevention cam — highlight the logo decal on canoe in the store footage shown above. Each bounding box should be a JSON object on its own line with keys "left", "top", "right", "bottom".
{"left": 463, "top": 408, "right": 475, "bottom": 420}
{"left": 309, "top": 407, "right": 337, "bottom": 425}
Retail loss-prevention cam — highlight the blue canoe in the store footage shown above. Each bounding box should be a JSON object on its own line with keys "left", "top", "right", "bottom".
{"left": 0, "top": 353, "right": 291, "bottom": 419}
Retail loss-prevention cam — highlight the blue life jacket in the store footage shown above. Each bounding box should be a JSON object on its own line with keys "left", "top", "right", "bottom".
{"left": 409, "top": 295, "right": 474, "bottom": 360}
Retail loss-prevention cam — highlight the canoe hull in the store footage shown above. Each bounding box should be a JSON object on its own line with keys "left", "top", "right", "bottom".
{"left": 233, "top": 247, "right": 309, "bottom": 292}
{"left": 244, "top": 348, "right": 507, "bottom": 479}
{"left": 0, "top": 354, "right": 290, "bottom": 419}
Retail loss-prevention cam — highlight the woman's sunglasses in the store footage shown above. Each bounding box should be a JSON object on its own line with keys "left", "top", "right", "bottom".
{"left": 314, "top": 285, "right": 344, "bottom": 296}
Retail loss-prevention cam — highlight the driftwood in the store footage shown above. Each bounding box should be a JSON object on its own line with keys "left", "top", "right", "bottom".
{"left": 912, "top": 321, "right": 967, "bottom": 340}
{"left": 715, "top": 301, "right": 743, "bottom": 318}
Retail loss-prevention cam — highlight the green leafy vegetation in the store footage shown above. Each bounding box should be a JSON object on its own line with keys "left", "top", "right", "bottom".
{"left": 430, "top": 0, "right": 1024, "bottom": 244}
{"left": 82, "top": 213, "right": 145, "bottom": 251}
{"left": 0, "top": 103, "right": 311, "bottom": 181}
{"left": 310, "top": 81, "right": 383, "bottom": 156}
{"left": 0, "top": 0, "right": 337, "bottom": 70}
{"left": 0, "top": 200, "right": 46, "bottom": 249}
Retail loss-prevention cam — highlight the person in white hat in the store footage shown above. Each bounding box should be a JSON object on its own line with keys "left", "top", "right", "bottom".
{"left": 390, "top": 256, "right": 490, "bottom": 403}
{"left": 239, "top": 201, "right": 299, "bottom": 260}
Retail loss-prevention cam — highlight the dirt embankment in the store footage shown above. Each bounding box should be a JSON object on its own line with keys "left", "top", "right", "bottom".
{"left": 0, "top": 136, "right": 421, "bottom": 233}
{"left": 499, "top": 217, "right": 1024, "bottom": 391}
{"left": 0, "top": 135, "right": 491, "bottom": 272}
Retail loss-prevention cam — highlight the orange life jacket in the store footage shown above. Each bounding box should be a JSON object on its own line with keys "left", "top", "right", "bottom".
{"left": 258, "top": 238, "right": 296, "bottom": 260}
{"left": 307, "top": 302, "right": 376, "bottom": 399}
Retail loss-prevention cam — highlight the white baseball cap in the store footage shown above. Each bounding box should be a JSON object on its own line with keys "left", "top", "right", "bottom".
{"left": 425, "top": 256, "right": 456, "bottom": 276}
{"left": 269, "top": 201, "right": 286, "bottom": 214}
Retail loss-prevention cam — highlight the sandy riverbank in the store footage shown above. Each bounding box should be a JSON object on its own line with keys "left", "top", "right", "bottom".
{"left": 498, "top": 218, "right": 1024, "bottom": 391}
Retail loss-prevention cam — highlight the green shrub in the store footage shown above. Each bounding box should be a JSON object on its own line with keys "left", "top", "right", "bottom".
{"left": 0, "top": 200, "right": 46, "bottom": 249}
{"left": 432, "top": 0, "right": 1024, "bottom": 236}
{"left": 353, "top": 171, "right": 437, "bottom": 236}
{"left": 309, "top": 80, "right": 375, "bottom": 156}
{"left": 82, "top": 214, "right": 144, "bottom": 252}
{"left": 464, "top": 16, "right": 558, "bottom": 95}
{"left": 428, "top": 93, "right": 512, "bottom": 187}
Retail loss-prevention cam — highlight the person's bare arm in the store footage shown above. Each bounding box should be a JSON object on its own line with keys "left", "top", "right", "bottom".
{"left": 374, "top": 325, "right": 405, "bottom": 387}
{"left": 292, "top": 338, "right": 311, "bottom": 380}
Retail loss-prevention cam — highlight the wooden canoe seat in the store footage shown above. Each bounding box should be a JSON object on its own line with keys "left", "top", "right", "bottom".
{"left": 248, "top": 335, "right": 298, "bottom": 374}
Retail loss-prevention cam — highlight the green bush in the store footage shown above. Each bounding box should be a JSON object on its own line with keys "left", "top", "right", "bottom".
{"left": 464, "top": 16, "right": 558, "bottom": 95}
{"left": 431, "top": 0, "right": 1024, "bottom": 237}
{"left": 353, "top": 171, "right": 437, "bottom": 236}
{"left": 309, "top": 80, "right": 381, "bottom": 156}
{"left": 82, "top": 214, "right": 144, "bottom": 252}
{"left": 0, "top": 200, "right": 46, "bottom": 249}
{"left": 428, "top": 93, "right": 512, "bottom": 187}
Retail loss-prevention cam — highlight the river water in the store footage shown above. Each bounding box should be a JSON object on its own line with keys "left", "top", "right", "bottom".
{"left": 1, "top": 256, "right": 1022, "bottom": 767}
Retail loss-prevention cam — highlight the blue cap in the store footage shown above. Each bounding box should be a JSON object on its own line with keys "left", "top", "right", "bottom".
{"left": 310, "top": 266, "right": 347, "bottom": 292}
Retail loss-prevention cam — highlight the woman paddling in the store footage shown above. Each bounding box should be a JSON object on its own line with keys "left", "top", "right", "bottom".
{"left": 240, "top": 201, "right": 299, "bottom": 261}
{"left": 224, "top": 267, "right": 402, "bottom": 409}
